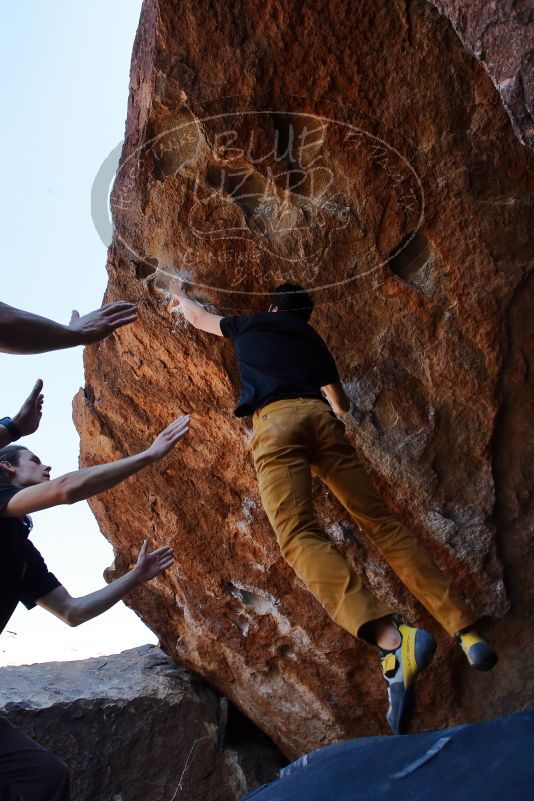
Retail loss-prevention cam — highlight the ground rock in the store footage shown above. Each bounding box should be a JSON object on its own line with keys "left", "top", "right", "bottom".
{"left": 0, "top": 645, "right": 283, "bottom": 801}
{"left": 75, "top": 0, "right": 534, "bottom": 757}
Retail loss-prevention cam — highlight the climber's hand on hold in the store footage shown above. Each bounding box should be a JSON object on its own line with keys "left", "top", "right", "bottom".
{"left": 168, "top": 281, "right": 224, "bottom": 335}
{"left": 321, "top": 382, "right": 351, "bottom": 415}
{"left": 134, "top": 540, "right": 174, "bottom": 582}
{"left": 176, "top": 89, "right": 188, "bottom": 110}
{"left": 145, "top": 415, "right": 190, "bottom": 463}
{"left": 169, "top": 279, "right": 189, "bottom": 304}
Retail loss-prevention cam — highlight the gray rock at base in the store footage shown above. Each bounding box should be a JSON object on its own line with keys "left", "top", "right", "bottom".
{"left": 0, "top": 644, "right": 284, "bottom": 801}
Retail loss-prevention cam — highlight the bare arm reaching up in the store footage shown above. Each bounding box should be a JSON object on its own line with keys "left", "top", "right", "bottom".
{"left": 169, "top": 280, "right": 224, "bottom": 336}
{"left": 0, "top": 379, "right": 44, "bottom": 447}
{"left": 37, "top": 540, "right": 174, "bottom": 626}
{"left": 0, "top": 300, "right": 138, "bottom": 354}
{"left": 1, "top": 415, "right": 190, "bottom": 517}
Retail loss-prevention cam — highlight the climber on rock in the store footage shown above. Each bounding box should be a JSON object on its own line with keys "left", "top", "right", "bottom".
{"left": 170, "top": 279, "right": 498, "bottom": 736}
{"left": 0, "top": 414, "right": 189, "bottom": 801}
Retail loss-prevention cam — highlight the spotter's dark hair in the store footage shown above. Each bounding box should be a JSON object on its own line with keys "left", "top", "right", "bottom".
{"left": 0, "top": 445, "right": 27, "bottom": 482}
{"left": 270, "top": 283, "right": 314, "bottom": 322}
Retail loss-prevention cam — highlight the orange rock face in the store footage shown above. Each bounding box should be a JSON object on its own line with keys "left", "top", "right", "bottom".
{"left": 75, "top": 0, "right": 534, "bottom": 757}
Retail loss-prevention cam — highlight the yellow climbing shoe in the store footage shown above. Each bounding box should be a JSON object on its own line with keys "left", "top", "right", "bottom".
{"left": 456, "top": 630, "right": 498, "bottom": 672}
{"left": 380, "top": 623, "right": 436, "bottom": 735}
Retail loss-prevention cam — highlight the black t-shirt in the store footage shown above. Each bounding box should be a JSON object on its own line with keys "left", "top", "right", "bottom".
{"left": 220, "top": 311, "right": 340, "bottom": 417}
{"left": 0, "top": 483, "right": 61, "bottom": 634}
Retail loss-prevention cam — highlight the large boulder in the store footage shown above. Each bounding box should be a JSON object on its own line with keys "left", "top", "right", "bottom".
{"left": 74, "top": 0, "right": 534, "bottom": 757}
{"left": 0, "top": 645, "right": 284, "bottom": 801}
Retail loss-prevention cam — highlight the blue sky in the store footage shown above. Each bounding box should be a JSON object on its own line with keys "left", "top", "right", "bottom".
{"left": 0, "top": 0, "right": 157, "bottom": 664}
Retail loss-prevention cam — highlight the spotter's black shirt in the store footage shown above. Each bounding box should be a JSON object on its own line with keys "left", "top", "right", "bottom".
{"left": 220, "top": 311, "right": 340, "bottom": 417}
{"left": 0, "top": 483, "right": 61, "bottom": 634}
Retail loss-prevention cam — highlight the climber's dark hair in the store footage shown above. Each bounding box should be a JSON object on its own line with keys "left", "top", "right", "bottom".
{"left": 0, "top": 445, "right": 26, "bottom": 482}
{"left": 270, "top": 283, "right": 314, "bottom": 322}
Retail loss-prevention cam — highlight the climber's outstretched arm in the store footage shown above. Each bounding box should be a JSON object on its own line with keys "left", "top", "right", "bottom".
{"left": 37, "top": 540, "right": 173, "bottom": 626}
{"left": 170, "top": 280, "right": 224, "bottom": 336}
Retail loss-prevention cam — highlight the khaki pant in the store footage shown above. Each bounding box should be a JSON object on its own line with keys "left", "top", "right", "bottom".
{"left": 251, "top": 398, "right": 476, "bottom": 637}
